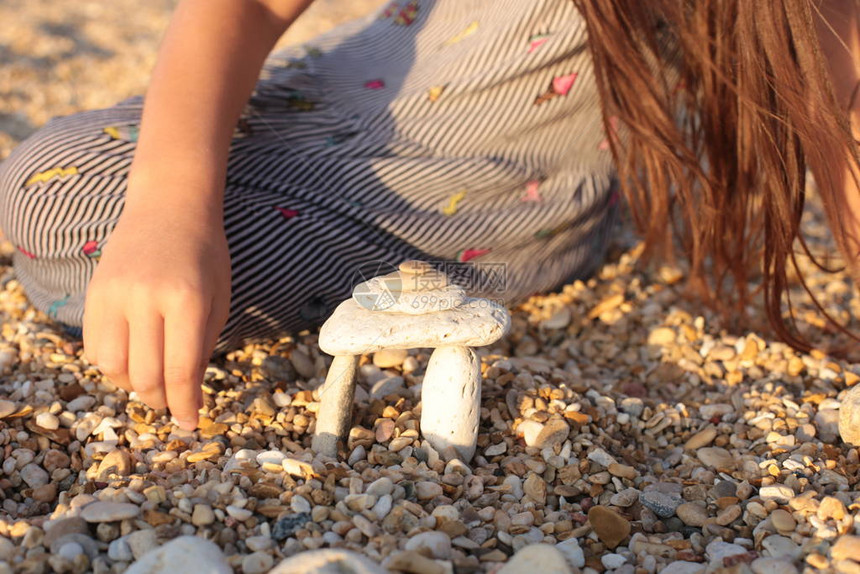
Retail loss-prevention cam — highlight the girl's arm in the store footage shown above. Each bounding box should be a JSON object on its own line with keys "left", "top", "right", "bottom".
{"left": 83, "top": 0, "right": 312, "bottom": 429}
{"left": 127, "top": 0, "right": 313, "bottom": 211}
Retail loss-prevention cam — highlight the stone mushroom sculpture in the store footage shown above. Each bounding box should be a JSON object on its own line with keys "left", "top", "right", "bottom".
{"left": 312, "top": 261, "right": 510, "bottom": 461}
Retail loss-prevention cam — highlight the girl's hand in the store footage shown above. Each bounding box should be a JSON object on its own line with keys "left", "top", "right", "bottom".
{"left": 83, "top": 197, "right": 231, "bottom": 430}
{"left": 80, "top": 0, "right": 314, "bottom": 428}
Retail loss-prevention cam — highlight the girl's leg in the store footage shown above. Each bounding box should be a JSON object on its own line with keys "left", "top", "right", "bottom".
{"left": 0, "top": 0, "right": 619, "bottom": 351}
{"left": 0, "top": 99, "right": 424, "bottom": 350}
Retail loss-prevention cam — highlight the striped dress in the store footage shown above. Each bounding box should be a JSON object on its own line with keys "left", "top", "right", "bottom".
{"left": 0, "top": 0, "right": 617, "bottom": 350}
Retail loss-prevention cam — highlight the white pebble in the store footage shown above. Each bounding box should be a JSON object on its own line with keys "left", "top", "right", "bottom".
{"left": 601, "top": 553, "right": 627, "bottom": 569}
{"left": 291, "top": 495, "right": 312, "bottom": 513}
{"left": 272, "top": 391, "right": 292, "bottom": 408}
{"left": 35, "top": 412, "right": 59, "bottom": 430}
{"left": 256, "top": 450, "right": 286, "bottom": 466}
{"left": 225, "top": 506, "right": 252, "bottom": 521}
{"left": 245, "top": 536, "right": 274, "bottom": 552}
{"left": 57, "top": 542, "right": 84, "bottom": 560}
{"left": 66, "top": 395, "right": 96, "bottom": 412}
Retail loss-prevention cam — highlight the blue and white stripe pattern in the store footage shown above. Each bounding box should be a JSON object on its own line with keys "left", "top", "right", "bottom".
{"left": 0, "top": 0, "right": 617, "bottom": 350}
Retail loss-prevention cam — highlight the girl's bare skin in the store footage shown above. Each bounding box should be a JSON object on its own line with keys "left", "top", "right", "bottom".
{"left": 82, "top": 0, "right": 860, "bottom": 430}
{"left": 83, "top": 0, "right": 313, "bottom": 430}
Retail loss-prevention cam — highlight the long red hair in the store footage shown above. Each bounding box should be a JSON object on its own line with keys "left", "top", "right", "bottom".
{"left": 574, "top": 0, "right": 860, "bottom": 355}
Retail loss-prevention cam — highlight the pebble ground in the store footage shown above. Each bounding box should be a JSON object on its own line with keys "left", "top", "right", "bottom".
{"left": 0, "top": 2, "right": 859, "bottom": 574}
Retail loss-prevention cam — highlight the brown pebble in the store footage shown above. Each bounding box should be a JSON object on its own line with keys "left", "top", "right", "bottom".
{"left": 533, "top": 418, "right": 570, "bottom": 449}
{"left": 97, "top": 449, "right": 133, "bottom": 479}
{"left": 676, "top": 502, "right": 709, "bottom": 527}
{"left": 607, "top": 463, "right": 637, "bottom": 480}
{"left": 684, "top": 427, "right": 717, "bottom": 450}
{"left": 523, "top": 474, "right": 547, "bottom": 505}
{"left": 44, "top": 517, "right": 89, "bottom": 548}
{"left": 42, "top": 450, "right": 71, "bottom": 473}
{"left": 818, "top": 496, "right": 847, "bottom": 521}
{"left": 480, "top": 549, "right": 508, "bottom": 562}
{"left": 716, "top": 505, "right": 742, "bottom": 526}
{"left": 831, "top": 535, "right": 860, "bottom": 562}
{"left": 587, "top": 506, "right": 631, "bottom": 550}
{"left": 31, "top": 483, "right": 57, "bottom": 503}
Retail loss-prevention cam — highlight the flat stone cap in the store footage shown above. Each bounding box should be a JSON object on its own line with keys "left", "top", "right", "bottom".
{"left": 319, "top": 297, "right": 510, "bottom": 356}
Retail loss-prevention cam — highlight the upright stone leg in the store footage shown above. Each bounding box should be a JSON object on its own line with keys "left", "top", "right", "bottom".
{"left": 312, "top": 355, "right": 359, "bottom": 456}
{"left": 421, "top": 346, "right": 480, "bottom": 462}
{"left": 840, "top": 385, "right": 860, "bottom": 446}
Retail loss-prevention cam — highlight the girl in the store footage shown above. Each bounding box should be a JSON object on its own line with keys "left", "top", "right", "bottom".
{"left": 0, "top": 0, "right": 857, "bottom": 430}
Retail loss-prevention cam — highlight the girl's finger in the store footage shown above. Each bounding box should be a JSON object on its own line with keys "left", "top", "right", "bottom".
{"left": 93, "top": 313, "right": 132, "bottom": 393}
{"left": 128, "top": 310, "right": 166, "bottom": 410}
{"left": 163, "top": 300, "right": 210, "bottom": 430}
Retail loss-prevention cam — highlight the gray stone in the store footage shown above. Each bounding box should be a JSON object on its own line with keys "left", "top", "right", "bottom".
{"left": 587, "top": 447, "right": 618, "bottom": 468}
{"left": 108, "top": 538, "right": 133, "bottom": 562}
{"left": 20, "top": 464, "right": 49, "bottom": 488}
{"left": 80, "top": 501, "right": 141, "bottom": 523}
{"left": 289, "top": 349, "right": 316, "bottom": 379}
{"left": 619, "top": 398, "right": 644, "bottom": 418}
{"left": 761, "top": 535, "right": 800, "bottom": 559}
{"left": 640, "top": 490, "right": 683, "bottom": 518}
{"left": 366, "top": 477, "right": 394, "bottom": 497}
{"left": 245, "top": 536, "right": 274, "bottom": 552}
{"left": 706, "top": 540, "right": 748, "bottom": 567}
{"left": 556, "top": 538, "right": 585, "bottom": 569}
{"left": 261, "top": 356, "right": 297, "bottom": 382}
{"left": 711, "top": 480, "right": 738, "bottom": 499}
{"left": 370, "top": 376, "right": 404, "bottom": 399}
{"left": 815, "top": 409, "right": 840, "bottom": 443}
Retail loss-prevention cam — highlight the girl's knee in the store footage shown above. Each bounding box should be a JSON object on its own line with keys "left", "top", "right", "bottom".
{"left": 0, "top": 110, "right": 135, "bottom": 328}
{"left": 1, "top": 120, "right": 83, "bottom": 247}
{"left": 0, "top": 110, "right": 135, "bottom": 252}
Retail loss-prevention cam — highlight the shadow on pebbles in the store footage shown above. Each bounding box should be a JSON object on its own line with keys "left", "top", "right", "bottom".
{"left": 0, "top": 1, "right": 859, "bottom": 574}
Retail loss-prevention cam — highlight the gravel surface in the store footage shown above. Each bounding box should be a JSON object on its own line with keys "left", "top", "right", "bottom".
{"left": 1, "top": 2, "right": 860, "bottom": 574}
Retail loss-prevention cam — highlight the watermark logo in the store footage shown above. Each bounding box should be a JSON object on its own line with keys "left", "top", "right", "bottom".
{"left": 350, "top": 260, "right": 509, "bottom": 312}
{"left": 442, "top": 261, "right": 507, "bottom": 294}
{"left": 350, "top": 260, "right": 400, "bottom": 311}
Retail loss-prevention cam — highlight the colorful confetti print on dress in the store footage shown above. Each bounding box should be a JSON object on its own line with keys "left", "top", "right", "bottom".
{"left": 534, "top": 73, "right": 578, "bottom": 106}
{"left": 441, "top": 191, "right": 467, "bottom": 216}
{"left": 26, "top": 166, "right": 78, "bottom": 186}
